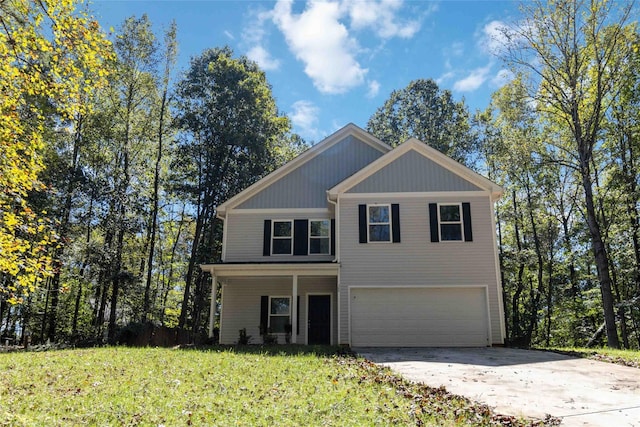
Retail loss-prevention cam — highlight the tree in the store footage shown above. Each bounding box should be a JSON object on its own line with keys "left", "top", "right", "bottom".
{"left": 366, "top": 79, "right": 476, "bottom": 163}
{"left": 142, "top": 21, "right": 178, "bottom": 323}
{"left": 501, "top": 0, "right": 636, "bottom": 348}
{"left": 0, "top": 0, "right": 112, "bottom": 305}
{"left": 103, "top": 14, "right": 160, "bottom": 342}
{"left": 173, "top": 47, "right": 295, "bottom": 336}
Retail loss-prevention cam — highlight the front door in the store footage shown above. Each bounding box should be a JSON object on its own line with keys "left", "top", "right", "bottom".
{"left": 307, "top": 295, "right": 331, "bottom": 345}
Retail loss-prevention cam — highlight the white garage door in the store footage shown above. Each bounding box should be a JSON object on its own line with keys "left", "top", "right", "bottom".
{"left": 350, "top": 287, "right": 489, "bottom": 347}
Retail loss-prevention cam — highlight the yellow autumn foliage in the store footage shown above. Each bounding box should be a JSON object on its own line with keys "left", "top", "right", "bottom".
{"left": 0, "top": 0, "right": 113, "bottom": 303}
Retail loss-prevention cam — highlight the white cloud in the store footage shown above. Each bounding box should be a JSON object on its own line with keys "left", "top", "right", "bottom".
{"left": 453, "top": 64, "right": 492, "bottom": 92}
{"left": 366, "top": 80, "right": 380, "bottom": 98}
{"left": 247, "top": 45, "right": 281, "bottom": 70}
{"left": 436, "top": 71, "right": 455, "bottom": 85}
{"left": 447, "top": 41, "right": 464, "bottom": 57}
{"left": 290, "top": 100, "right": 321, "bottom": 140}
{"left": 345, "top": 0, "right": 421, "bottom": 39}
{"left": 272, "top": 0, "right": 367, "bottom": 94}
{"left": 243, "top": 8, "right": 272, "bottom": 44}
{"left": 224, "top": 30, "right": 235, "bottom": 40}
{"left": 269, "top": 0, "right": 421, "bottom": 95}
{"left": 491, "top": 68, "right": 514, "bottom": 87}
{"left": 242, "top": 8, "right": 280, "bottom": 71}
{"left": 479, "top": 20, "right": 522, "bottom": 55}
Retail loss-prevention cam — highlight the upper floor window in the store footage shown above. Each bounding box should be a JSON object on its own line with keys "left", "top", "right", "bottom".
{"left": 368, "top": 204, "right": 391, "bottom": 242}
{"left": 264, "top": 218, "right": 334, "bottom": 256}
{"left": 439, "top": 204, "right": 463, "bottom": 241}
{"left": 358, "top": 203, "right": 400, "bottom": 244}
{"left": 309, "top": 219, "right": 330, "bottom": 254}
{"left": 272, "top": 220, "right": 293, "bottom": 254}
{"left": 429, "top": 202, "right": 473, "bottom": 243}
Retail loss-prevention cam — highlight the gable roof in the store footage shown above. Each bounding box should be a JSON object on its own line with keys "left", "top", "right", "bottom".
{"left": 327, "top": 138, "right": 503, "bottom": 200}
{"left": 216, "top": 123, "right": 391, "bottom": 218}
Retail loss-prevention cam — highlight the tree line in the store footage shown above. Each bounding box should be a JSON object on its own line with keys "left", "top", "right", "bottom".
{"left": 1, "top": 6, "right": 304, "bottom": 345}
{"left": 1, "top": 0, "right": 638, "bottom": 349}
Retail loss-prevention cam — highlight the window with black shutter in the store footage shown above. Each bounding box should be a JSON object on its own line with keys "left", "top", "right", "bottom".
{"left": 358, "top": 203, "right": 400, "bottom": 243}
{"left": 428, "top": 202, "right": 473, "bottom": 242}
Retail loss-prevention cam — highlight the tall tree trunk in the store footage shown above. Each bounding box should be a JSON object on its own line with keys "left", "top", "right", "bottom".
{"left": 142, "top": 83, "right": 168, "bottom": 323}
{"left": 40, "top": 277, "right": 51, "bottom": 342}
{"left": 108, "top": 225, "right": 125, "bottom": 343}
{"left": 178, "top": 205, "right": 207, "bottom": 330}
{"left": 108, "top": 84, "right": 133, "bottom": 343}
{"left": 524, "top": 179, "right": 543, "bottom": 346}
{"left": 545, "top": 219, "right": 555, "bottom": 347}
{"left": 579, "top": 153, "right": 619, "bottom": 348}
{"left": 511, "top": 190, "right": 526, "bottom": 343}
{"left": 46, "top": 115, "right": 84, "bottom": 342}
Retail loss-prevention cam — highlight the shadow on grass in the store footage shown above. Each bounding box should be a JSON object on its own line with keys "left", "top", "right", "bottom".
{"left": 176, "top": 344, "right": 355, "bottom": 357}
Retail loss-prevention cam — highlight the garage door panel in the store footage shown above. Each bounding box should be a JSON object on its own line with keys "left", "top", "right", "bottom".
{"left": 350, "top": 287, "right": 488, "bottom": 347}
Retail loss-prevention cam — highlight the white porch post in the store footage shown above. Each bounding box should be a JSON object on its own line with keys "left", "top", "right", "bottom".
{"left": 291, "top": 274, "right": 298, "bottom": 344}
{"left": 208, "top": 275, "right": 218, "bottom": 339}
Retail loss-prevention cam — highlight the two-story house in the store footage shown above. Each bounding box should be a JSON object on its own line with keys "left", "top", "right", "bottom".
{"left": 201, "top": 124, "right": 505, "bottom": 347}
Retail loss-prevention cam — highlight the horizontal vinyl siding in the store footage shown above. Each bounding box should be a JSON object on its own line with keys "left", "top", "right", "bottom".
{"left": 347, "top": 150, "right": 482, "bottom": 193}
{"left": 219, "top": 277, "right": 337, "bottom": 345}
{"left": 238, "top": 135, "right": 385, "bottom": 209}
{"left": 338, "top": 195, "right": 503, "bottom": 344}
{"left": 350, "top": 287, "right": 489, "bottom": 347}
{"left": 225, "top": 211, "right": 334, "bottom": 263}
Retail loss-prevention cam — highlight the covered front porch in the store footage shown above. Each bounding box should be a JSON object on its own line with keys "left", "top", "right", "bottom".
{"left": 200, "top": 263, "right": 340, "bottom": 345}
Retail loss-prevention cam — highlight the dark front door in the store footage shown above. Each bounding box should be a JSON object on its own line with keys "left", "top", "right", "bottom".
{"left": 308, "top": 295, "right": 331, "bottom": 345}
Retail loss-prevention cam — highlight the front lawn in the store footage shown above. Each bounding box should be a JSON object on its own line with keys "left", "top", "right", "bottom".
{"left": 542, "top": 346, "right": 640, "bottom": 368}
{"left": 0, "top": 346, "right": 542, "bottom": 426}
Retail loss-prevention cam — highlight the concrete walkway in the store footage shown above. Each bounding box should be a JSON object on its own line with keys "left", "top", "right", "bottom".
{"left": 355, "top": 347, "right": 640, "bottom": 426}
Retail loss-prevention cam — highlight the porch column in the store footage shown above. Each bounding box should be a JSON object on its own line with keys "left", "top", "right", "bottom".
{"left": 208, "top": 275, "right": 218, "bottom": 339}
{"left": 291, "top": 274, "right": 298, "bottom": 344}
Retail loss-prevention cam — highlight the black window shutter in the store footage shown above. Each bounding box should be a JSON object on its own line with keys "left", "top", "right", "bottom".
{"left": 330, "top": 219, "right": 336, "bottom": 255}
{"left": 260, "top": 296, "right": 268, "bottom": 335}
{"left": 358, "top": 204, "right": 367, "bottom": 243}
{"left": 462, "top": 202, "right": 473, "bottom": 242}
{"left": 293, "top": 219, "right": 308, "bottom": 255}
{"left": 391, "top": 203, "right": 401, "bottom": 243}
{"left": 263, "top": 220, "right": 271, "bottom": 256}
{"left": 429, "top": 203, "right": 439, "bottom": 242}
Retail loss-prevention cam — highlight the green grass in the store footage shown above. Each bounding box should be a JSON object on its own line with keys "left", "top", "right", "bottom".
{"left": 0, "top": 346, "right": 540, "bottom": 426}
{"left": 542, "top": 346, "right": 640, "bottom": 367}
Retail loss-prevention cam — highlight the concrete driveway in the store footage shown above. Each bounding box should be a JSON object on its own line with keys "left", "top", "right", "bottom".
{"left": 355, "top": 347, "right": 640, "bottom": 426}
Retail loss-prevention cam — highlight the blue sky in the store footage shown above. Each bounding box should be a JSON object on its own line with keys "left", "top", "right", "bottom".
{"left": 92, "top": 0, "right": 521, "bottom": 142}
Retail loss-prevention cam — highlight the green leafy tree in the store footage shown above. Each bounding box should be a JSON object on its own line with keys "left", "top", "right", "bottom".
{"left": 0, "top": 0, "right": 112, "bottom": 306}
{"left": 501, "top": 0, "right": 636, "bottom": 348}
{"left": 366, "top": 79, "right": 476, "bottom": 163}
{"left": 172, "top": 47, "right": 297, "bottom": 336}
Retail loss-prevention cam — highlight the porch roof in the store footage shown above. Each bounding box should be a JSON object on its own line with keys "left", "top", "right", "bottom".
{"left": 200, "top": 262, "right": 340, "bottom": 277}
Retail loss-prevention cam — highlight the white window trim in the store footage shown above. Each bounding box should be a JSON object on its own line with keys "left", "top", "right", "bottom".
{"left": 268, "top": 295, "right": 291, "bottom": 334}
{"left": 437, "top": 202, "right": 464, "bottom": 242}
{"left": 308, "top": 219, "right": 331, "bottom": 255}
{"left": 367, "top": 204, "right": 391, "bottom": 243}
{"left": 271, "top": 219, "right": 293, "bottom": 255}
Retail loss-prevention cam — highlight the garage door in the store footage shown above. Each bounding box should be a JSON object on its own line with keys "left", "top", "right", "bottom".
{"left": 350, "top": 287, "right": 489, "bottom": 347}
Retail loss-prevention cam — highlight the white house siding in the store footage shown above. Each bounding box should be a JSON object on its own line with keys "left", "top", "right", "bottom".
{"left": 219, "top": 276, "right": 337, "bottom": 345}
{"left": 224, "top": 210, "right": 334, "bottom": 262}
{"left": 338, "top": 195, "right": 503, "bottom": 345}
{"left": 237, "top": 135, "right": 385, "bottom": 209}
{"left": 347, "top": 150, "right": 483, "bottom": 194}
